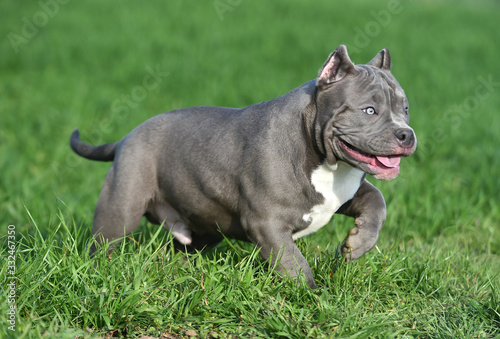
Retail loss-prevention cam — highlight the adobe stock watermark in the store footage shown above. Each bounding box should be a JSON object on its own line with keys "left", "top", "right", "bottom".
{"left": 418, "top": 75, "right": 500, "bottom": 156}
{"left": 6, "top": 225, "right": 17, "bottom": 332}
{"left": 7, "top": 0, "right": 72, "bottom": 54}
{"left": 99, "top": 65, "right": 169, "bottom": 137}
{"left": 349, "top": 0, "right": 408, "bottom": 55}
{"left": 213, "top": 0, "right": 243, "bottom": 21}
{"left": 52, "top": 65, "right": 169, "bottom": 181}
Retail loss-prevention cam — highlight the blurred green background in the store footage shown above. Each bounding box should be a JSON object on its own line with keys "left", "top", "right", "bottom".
{"left": 1, "top": 0, "right": 499, "bottom": 263}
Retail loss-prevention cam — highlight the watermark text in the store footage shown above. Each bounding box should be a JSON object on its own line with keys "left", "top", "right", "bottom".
{"left": 6, "top": 225, "right": 17, "bottom": 332}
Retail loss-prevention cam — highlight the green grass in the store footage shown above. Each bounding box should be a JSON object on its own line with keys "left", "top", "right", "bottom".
{"left": 1, "top": 0, "right": 499, "bottom": 337}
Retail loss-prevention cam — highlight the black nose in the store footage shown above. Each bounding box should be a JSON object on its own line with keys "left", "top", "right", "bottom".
{"left": 394, "top": 128, "right": 415, "bottom": 147}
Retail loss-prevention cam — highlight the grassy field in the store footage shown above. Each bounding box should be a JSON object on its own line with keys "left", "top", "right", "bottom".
{"left": 1, "top": 0, "right": 499, "bottom": 337}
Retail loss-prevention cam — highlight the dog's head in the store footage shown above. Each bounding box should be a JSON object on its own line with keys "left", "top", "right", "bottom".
{"left": 313, "top": 45, "right": 416, "bottom": 180}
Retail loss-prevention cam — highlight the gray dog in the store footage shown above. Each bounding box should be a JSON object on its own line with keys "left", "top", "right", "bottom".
{"left": 70, "top": 45, "right": 416, "bottom": 288}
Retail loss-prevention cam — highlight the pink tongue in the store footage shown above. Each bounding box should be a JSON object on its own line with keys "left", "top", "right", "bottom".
{"left": 376, "top": 156, "right": 401, "bottom": 168}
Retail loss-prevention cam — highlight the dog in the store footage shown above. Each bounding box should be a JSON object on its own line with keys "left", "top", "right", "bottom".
{"left": 70, "top": 45, "right": 416, "bottom": 288}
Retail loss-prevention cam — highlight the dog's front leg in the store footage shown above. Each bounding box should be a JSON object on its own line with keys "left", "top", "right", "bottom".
{"left": 337, "top": 179, "right": 387, "bottom": 262}
{"left": 245, "top": 221, "right": 317, "bottom": 289}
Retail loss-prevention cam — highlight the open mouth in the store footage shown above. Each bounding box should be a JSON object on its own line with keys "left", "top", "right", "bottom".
{"left": 338, "top": 139, "right": 403, "bottom": 178}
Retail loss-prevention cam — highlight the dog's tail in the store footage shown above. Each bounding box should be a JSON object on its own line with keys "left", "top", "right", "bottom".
{"left": 70, "top": 129, "right": 117, "bottom": 162}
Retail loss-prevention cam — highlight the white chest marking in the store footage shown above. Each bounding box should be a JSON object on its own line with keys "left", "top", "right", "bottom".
{"left": 293, "top": 161, "right": 364, "bottom": 240}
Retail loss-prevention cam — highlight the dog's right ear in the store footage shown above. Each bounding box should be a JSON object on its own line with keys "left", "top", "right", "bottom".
{"left": 317, "top": 45, "right": 357, "bottom": 90}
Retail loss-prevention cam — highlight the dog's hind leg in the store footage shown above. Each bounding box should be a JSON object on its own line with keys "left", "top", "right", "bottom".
{"left": 148, "top": 202, "right": 192, "bottom": 245}
{"left": 88, "top": 164, "right": 153, "bottom": 255}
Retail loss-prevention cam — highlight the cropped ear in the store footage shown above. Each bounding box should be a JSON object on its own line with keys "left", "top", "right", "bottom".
{"left": 368, "top": 48, "right": 391, "bottom": 71}
{"left": 317, "top": 45, "right": 357, "bottom": 90}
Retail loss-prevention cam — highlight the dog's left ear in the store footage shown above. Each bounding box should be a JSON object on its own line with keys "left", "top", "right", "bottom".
{"left": 369, "top": 48, "right": 391, "bottom": 71}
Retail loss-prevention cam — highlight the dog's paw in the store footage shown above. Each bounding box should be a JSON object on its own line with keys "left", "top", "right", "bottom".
{"left": 340, "top": 219, "right": 378, "bottom": 262}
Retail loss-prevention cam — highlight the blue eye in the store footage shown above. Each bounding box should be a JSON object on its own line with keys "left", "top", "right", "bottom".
{"left": 363, "top": 107, "right": 376, "bottom": 115}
